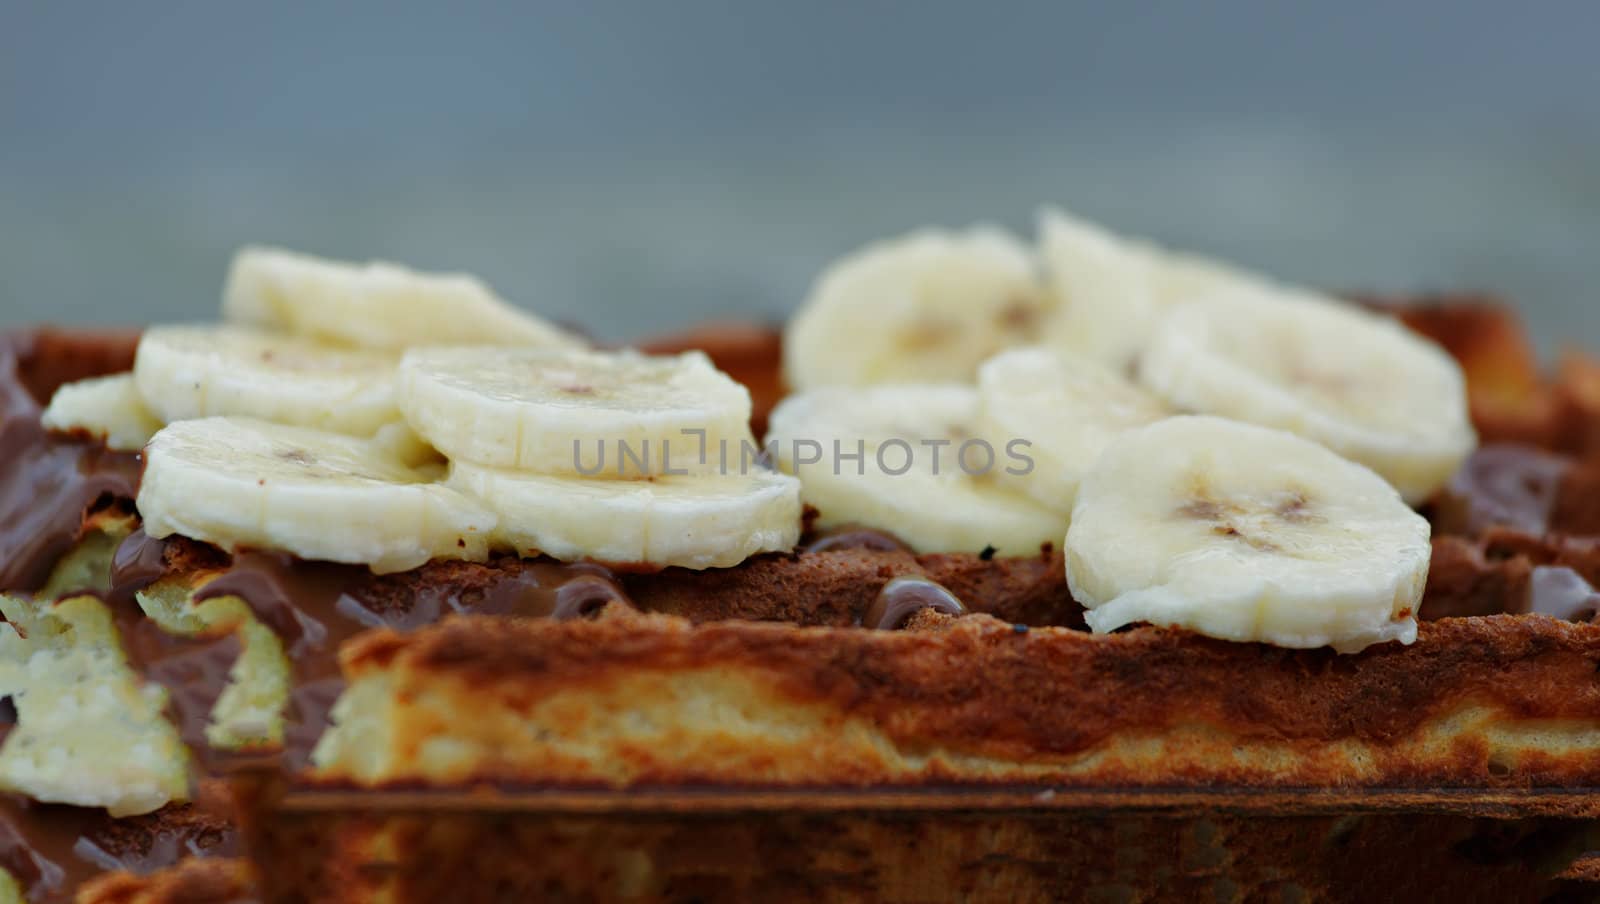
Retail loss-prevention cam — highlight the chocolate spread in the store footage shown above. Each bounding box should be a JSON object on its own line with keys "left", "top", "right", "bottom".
{"left": 108, "top": 528, "right": 169, "bottom": 606}
{"left": 1433, "top": 444, "right": 1570, "bottom": 537}
{"left": 863, "top": 577, "right": 967, "bottom": 629}
{"left": 0, "top": 794, "right": 235, "bottom": 901}
{"left": 803, "top": 525, "right": 913, "bottom": 553}
{"left": 0, "top": 795, "right": 105, "bottom": 899}
{"left": 0, "top": 337, "right": 141, "bottom": 593}
{"left": 186, "top": 550, "right": 631, "bottom": 769}
{"left": 1526, "top": 565, "right": 1600, "bottom": 623}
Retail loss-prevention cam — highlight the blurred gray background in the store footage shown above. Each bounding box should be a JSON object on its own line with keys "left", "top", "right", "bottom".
{"left": 2, "top": 1, "right": 1597, "bottom": 348}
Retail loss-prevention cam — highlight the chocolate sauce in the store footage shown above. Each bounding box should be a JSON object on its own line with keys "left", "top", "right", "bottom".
{"left": 862, "top": 577, "right": 967, "bottom": 629}
{"left": 0, "top": 328, "right": 640, "bottom": 891}
{"left": 118, "top": 612, "right": 246, "bottom": 766}
{"left": 803, "top": 525, "right": 913, "bottom": 553}
{"left": 346, "top": 561, "right": 631, "bottom": 632}
{"left": 1526, "top": 565, "right": 1600, "bottom": 622}
{"left": 473, "top": 563, "right": 630, "bottom": 621}
{"left": 1434, "top": 445, "right": 1571, "bottom": 537}
{"left": 0, "top": 795, "right": 99, "bottom": 899}
{"left": 0, "top": 794, "right": 234, "bottom": 901}
{"left": 0, "top": 341, "right": 142, "bottom": 593}
{"left": 189, "top": 553, "right": 367, "bottom": 770}
{"left": 191, "top": 553, "right": 631, "bottom": 769}
{"left": 108, "top": 528, "right": 169, "bottom": 605}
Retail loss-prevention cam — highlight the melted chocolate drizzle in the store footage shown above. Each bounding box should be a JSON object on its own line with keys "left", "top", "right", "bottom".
{"left": 1434, "top": 444, "right": 1571, "bottom": 537}
{"left": 0, "top": 794, "right": 236, "bottom": 902}
{"left": 108, "top": 528, "right": 170, "bottom": 606}
{"left": 803, "top": 525, "right": 913, "bottom": 554}
{"left": 1526, "top": 565, "right": 1600, "bottom": 623}
{"left": 191, "top": 552, "right": 409, "bottom": 770}
{"left": 122, "top": 614, "right": 246, "bottom": 767}
{"left": 0, "top": 332, "right": 618, "bottom": 891}
{"left": 188, "top": 552, "right": 631, "bottom": 770}
{"left": 0, "top": 334, "right": 228, "bottom": 897}
{"left": 0, "top": 339, "right": 141, "bottom": 593}
{"left": 0, "top": 796, "right": 101, "bottom": 899}
{"left": 863, "top": 577, "right": 967, "bottom": 629}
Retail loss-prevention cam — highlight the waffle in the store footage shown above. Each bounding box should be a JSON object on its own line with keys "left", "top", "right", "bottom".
{"left": 2, "top": 297, "right": 1599, "bottom": 902}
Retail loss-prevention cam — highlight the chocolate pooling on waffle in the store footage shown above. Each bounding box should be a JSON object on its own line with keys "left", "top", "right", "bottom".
{"left": 1527, "top": 565, "right": 1600, "bottom": 622}
{"left": 115, "top": 541, "right": 635, "bottom": 771}
{"left": 802, "top": 525, "right": 913, "bottom": 553}
{"left": 1422, "top": 444, "right": 1600, "bottom": 624}
{"left": 1433, "top": 444, "right": 1572, "bottom": 537}
{"left": 805, "top": 529, "right": 973, "bottom": 629}
{"left": 114, "top": 605, "right": 243, "bottom": 770}
{"left": 0, "top": 335, "right": 141, "bottom": 593}
{"left": 863, "top": 576, "right": 968, "bottom": 629}
{"left": 107, "top": 528, "right": 168, "bottom": 605}
{"left": 0, "top": 795, "right": 236, "bottom": 901}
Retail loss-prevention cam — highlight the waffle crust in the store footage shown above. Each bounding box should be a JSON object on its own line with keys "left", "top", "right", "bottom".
{"left": 301, "top": 610, "right": 1600, "bottom": 790}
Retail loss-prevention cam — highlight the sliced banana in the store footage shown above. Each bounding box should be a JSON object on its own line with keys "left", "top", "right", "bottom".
{"left": 40, "top": 373, "right": 163, "bottom": 451}
{"left": 398, "top": 347, "right": 753, "bottom": 475}
{"left": 783, "top": 226, "right": 1053, "bottom": 390}
{"left": 765, "top": 385, "right": 1067, "bottom": 556}
{"left": 1066, "top": 416, "right": 1429, "bottom": 653}
{"left": 1037, "top": 207, "right": 1273, "bottom": 371}
{"left": 1139, "top": 286, "right": 1476, "bottom": 504}
{"left": 368, "top": 420, "right": 445, "bottom": 470}
{"left": 223, "top": 245, "right": 584, "bottom": 351}
{"left": 447, "top": 461, "right": 801, "bottom": 569}
{"left": 139, "top": 417, "right": 495, "bottom": 573}
{"left": 977, "top": 347, "right": 1169, "bottom": 513}
{"left": 134, "top": 324, "right": 402, "bottom": 436}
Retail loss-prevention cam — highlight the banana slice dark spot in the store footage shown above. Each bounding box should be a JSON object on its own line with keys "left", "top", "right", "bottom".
{"left": 276, "top": 449, "right": 315, "bottom": 466}
{"left": 899, "top": 319, "right": 954, "bottom": 351}
{"left": 996, "top": 296, "right": 1041, "bottom": 333}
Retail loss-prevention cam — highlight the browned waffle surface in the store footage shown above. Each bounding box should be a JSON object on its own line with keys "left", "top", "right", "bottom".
{"left": 144, "top": 533, "right": 1076, "bottom": 631}
{"left": 296, "top": 610, "right": 1600, "bottom": 790}
{"left": 1372, "top": 294, "right": 1600, "bottom": 456}
{"left": 2, "top": 328, "right": 140, "bottom": 409}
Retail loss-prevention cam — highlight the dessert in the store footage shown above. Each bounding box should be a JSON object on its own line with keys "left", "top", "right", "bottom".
{"left": 0, "top": 215, "right": 1597, "bottom": 902}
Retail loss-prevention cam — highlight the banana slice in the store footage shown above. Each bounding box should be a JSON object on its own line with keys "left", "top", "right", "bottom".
{"left": 1037, "top": 207, "right": 1273, "bottom": 371}
{"left": 40, "top": 373, "right": 163, "bottom": 451}
{"left": 134, "top": 324, "right": 402, "bottom": 436}
{"left": 398, "top": 347, "right": 753, "bottom": 475}
{"left": 1139, "top": 286, "right": 1476, "bottom": 504}
{"left": 223, "top": 245, "right": 584, "bottom": 351}
{"left": 977, "top": 347, "right": 1169, "bottom": 513}
{"left": 139, "top": 417, "right": 495, "bottom": 573}
{"left": 783, "top": 226, "right": 1052, "bottom": 390}
{"left": 1066, "top": 416, "right": 1429, "bottom": 653}
{"left": 765, "top": 385, "right": 1068, "bottom": 555}
{"left": 368, "top": 420, "right": 445, "bottom": 470}
{"left": 447, "top": 461, "right": 801, "bottom": 569}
